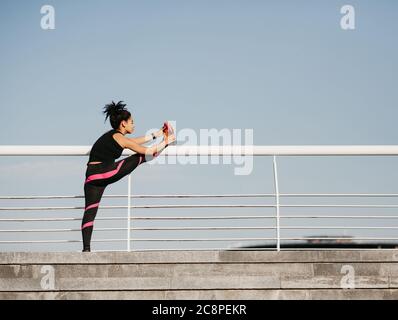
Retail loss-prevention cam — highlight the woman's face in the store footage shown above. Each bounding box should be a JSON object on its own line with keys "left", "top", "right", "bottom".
{"left": 121, "top": 117, "right": 135, "bottom": 134}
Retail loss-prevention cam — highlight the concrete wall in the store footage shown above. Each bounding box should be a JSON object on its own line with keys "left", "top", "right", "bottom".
{"left": 1, "top": 250, "right": 398, "bottom": 300}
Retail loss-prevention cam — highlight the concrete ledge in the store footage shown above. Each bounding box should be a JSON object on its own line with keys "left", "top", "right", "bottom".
{"left": 1, "top": 250, "right": 398, "bottom": 264}
{"left": 1, "top": 250, "right": 397, "bottom": 299}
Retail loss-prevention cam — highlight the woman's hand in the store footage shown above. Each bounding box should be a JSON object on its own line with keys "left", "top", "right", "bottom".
{"left": 165, "top": 133, "right": 176, "bottom": 145}
{"left": 152, "top": 132, "right": 176, "bottom": 157}
{"left": 154, "top": 128, "right": 163, "bottom": 138}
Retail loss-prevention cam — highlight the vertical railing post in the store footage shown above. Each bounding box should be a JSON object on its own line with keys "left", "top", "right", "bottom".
{"left": 273, "top": 156, "right": 281, "bottom": 252}
{"left": 127, "top": 174, "right": 132, "bottom": 252}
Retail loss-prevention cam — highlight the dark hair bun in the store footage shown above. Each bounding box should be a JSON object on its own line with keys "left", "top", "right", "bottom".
{"left": 102, "top": 100, "right": 131, "bottom": 129}
{"left": 103, "top": 100, "right": 127, "bottom": 121}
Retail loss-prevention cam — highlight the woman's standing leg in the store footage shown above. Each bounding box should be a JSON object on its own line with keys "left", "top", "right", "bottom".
{"left": 82, "top": 182, "right": 106, "bottom": 251}
{"left": 81, "top": 154, "right": 149, "bottom": 251}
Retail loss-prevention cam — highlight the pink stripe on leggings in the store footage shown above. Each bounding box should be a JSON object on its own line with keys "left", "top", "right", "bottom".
{"left": 138, "top": 155, "right": 143, "bottom": 165}
{"left": 81, "top": 221, "right": 94, "bottom": 230}
{"left": 85, "top": 160, "right": 125, "bottom": 184}
{"left": 85, "top": 202, "right": 99, "bottom": 211}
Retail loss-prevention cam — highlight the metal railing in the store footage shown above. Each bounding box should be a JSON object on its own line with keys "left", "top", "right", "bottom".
{"left": 1, "top": 145, "right": 398, "bottom": 252}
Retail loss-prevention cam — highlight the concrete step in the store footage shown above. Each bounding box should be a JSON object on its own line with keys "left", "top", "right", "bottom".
{"left": 1, "top": 250, "right": 397, "bottom": 299}
{"left": 1, "top": 250, "right": 398, "bottom": 264}
{"left": 0, "top": 263, "right": 397, "bottom": 291}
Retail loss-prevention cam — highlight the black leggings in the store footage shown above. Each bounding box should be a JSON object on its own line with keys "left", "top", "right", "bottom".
{"left": 82, "top": 154, "right": 148, "bottom": 251}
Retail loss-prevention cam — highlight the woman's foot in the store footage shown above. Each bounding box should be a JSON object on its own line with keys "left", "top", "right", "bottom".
{"left": 162, "top": 122, "right": 174, "bottom": 137}
{"left": 82, "top": 248, "right": 91, "bottom": 252}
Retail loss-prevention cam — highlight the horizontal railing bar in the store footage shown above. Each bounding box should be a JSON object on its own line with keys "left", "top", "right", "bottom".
{"left": 2, "top": 237, "right": 398, "bottom": 244}
{"left": 135, "top": 237, "right": 398, "bottom": 241}
{"left": 3, "top": 145, "right": 398, "bottom": 156}
{"left": 133, "top": 217, "right": 271, "bottom": 221}
{"left": 0, "top": 196, "right": 86, "bottom": 200}
{"left": 5, "top": 204, "right": 398, "bottom": 211}
{"left": 282, "top": 205, "right": 398, "bottom": 208}
{"left": 0, "top": 238, "right": 276, "bottom": 243}
{"left": 129, "top": 227, "right": 275, "bottom": 231}
{"left": 280, "top": 226, "right": 398, "bottom": 229}
{"left": 3, "top": 193, "right": 398, "bottom": 200}
{"left": 128, "top": 238, "right": 277, "bottom": 241}
{"left": 271, "top": 194, "right": 398, "bottom": 197}
{"left": 0, "top": 194, "right": 274, "bottom": 199}
{"left": 4, "top": 226, "right": 398, "bottom": 233}
{"left": 281, "top": 215, "right": 398, "bottom": 219}
{"left": 0, "top": 216, "right": 275, "bottom": 221}
{"left": 0, "top": 228, "right": 135, "bottom": 233}
{"left": 2, "top": 215, "right": 398, "bottom": 222}
{"left": 0, "top": 228, "right": 129, "bottom": 233}
{"left": 0, "top": 207, "right": 88, "bottom": 211}
{"left": 93, "top": 248, "right": 278, "bottom": 252}
{"left": 130, "top": 216, "right": 275, "bottom": 220}
{"left": 134, "top": 248, "right": 398, "bottom": 251}
{"left": 0, "top": 205, "right": 277, "bottom": 210}
{"left": 0, "top": 227, "right": 276, "bottom": 232}
{"left": 0, "top": 226, "right": 398, "bottom": 233}
{"left": 131, "top": 226, "right": 398, "bottom": 231}
{"left": 0, "top": 239, "right": 125, "bottom": 243}
{"left": 128, "top": 248, "right": 280, "bottom": 252}
{"left": 3, "top": 215, "right": 398, "bottom": 222}
{"left": 127, "top": 237, "right": 398, "bottom": 241}
{"left": 280, "top": 238, "right": 398, "bottom": 240}
{"left": 0, "top": 217, "right": 127, "bottom": 222}
{"left": 131, "top": 215, "right": 398, "bottom": 219}
{"left": 277, "top": 248, "right": 398, "bottom": 251}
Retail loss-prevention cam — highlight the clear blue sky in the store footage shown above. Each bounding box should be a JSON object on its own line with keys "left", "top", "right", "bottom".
{"left": 0, "top": 0, "right": 397, "bottom": 251}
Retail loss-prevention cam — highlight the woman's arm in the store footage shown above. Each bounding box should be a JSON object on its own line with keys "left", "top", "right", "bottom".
{"left": 129, "top": 129, "right": 163, "bottom": 145}
{"left": 120, "top": 133, "right": 175, "bottom": 156}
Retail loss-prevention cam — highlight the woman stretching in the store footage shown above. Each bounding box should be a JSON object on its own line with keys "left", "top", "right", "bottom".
{"left": 82, "top": 101, "right": 175, "bottom": 252}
